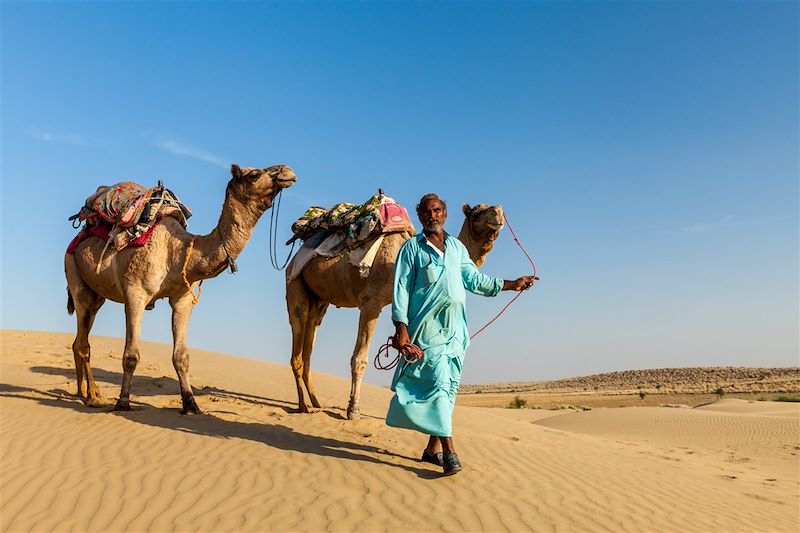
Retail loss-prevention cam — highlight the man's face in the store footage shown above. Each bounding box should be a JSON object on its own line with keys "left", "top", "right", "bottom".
{"left": 418, "top": 199, "right": 447, "bottom": 234}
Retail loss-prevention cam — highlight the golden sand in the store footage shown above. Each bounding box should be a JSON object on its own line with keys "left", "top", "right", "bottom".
{"left": 2, "top": 330, "right": 798, "bottom": 532}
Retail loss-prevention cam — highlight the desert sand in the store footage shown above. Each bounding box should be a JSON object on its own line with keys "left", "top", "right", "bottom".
{"left": 1, "top": 330, "right": 798, "bottom": 532}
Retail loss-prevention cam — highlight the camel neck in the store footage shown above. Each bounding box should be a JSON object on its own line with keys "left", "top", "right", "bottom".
{"left": 457, "top": 222, "right": 492, "bottom": 268}
{"left": 187, "top": 188, "right": 264, "bottom": 280}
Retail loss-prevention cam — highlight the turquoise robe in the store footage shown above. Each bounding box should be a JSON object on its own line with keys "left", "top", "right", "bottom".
{"left": 386, "top": 233, "right": 502, "bottom": 437}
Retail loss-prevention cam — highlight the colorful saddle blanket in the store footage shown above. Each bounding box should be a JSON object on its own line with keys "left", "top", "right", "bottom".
{"left": 285, "top": 193, "right": 416, "bottom": 282}
{"left": 67, "top": 221, "right": 160, "bottom": 255}
{"left": 69, "top": 181, "right": 191, "bottom": 251}
{"left": 289, "top": 193, "right": 415, "bottom": 249}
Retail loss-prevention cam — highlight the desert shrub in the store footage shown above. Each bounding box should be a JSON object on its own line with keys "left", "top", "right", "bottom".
{"left": 715, "top": 387, "right": 725, "bottom": 399}
{"left": 508, "top": 396, "right": 527, "bottom": 409}
{"left": 638, "top": 390, "right": 646, "bottom": 400}
{"left": 775, "top": 396, "right": 800, "bottom": 402}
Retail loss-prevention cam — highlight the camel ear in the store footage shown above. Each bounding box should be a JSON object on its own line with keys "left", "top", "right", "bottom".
{"left": 231, "top": 164, "right": 242, "bottom": 179}
{"left": 463, "top": 204, "right": 472, "bottom": 216}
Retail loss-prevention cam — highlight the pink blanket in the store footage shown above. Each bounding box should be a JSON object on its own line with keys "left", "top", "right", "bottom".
{"left": 67, "top": 220, "right": 160, "bottom": 255}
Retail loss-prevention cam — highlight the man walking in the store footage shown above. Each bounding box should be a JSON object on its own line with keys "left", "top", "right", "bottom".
{"left": 386, "top": 193, "right": 535, "bottom": 475}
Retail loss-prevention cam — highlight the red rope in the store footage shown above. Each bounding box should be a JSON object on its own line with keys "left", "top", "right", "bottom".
{"left": 374, "top": 212, "right": 537, "bottom": 369}
{"left": 470, "top": 213, "right": 537, "bottom": 340}
{"left": 373, "top": 337, "right": 419, "bottom": 370}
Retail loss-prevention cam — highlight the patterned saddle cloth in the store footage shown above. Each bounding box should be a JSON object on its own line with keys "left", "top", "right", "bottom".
{"left": 289, "top": 193, "right": 415, "bottom": 248}
{"left": 69, "top": 181, "right": 191, "bottom": 251}
{"left": 285, "top": 193, "right": 415, "bottom": 282}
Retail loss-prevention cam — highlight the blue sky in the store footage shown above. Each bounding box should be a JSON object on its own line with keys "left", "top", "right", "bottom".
{"left": 2, "top": 1, "right": 797, "bottom": 387}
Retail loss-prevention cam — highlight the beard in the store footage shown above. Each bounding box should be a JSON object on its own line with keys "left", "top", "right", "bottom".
{"left": 423, "top": 221, "right": 443, "bottom": 234}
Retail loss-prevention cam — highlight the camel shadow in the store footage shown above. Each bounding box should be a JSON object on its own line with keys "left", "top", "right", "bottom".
{"left": 0, "top": 383, "right": 440, "bottom": 479}
{"left": 31, "top": 365, "right": 179, "bottom": 397}
{"left": 199, "top": 386, "right": 385, "bottom": 421}
{"left": 31, "top": 365, "right": 386, "bottom": 421}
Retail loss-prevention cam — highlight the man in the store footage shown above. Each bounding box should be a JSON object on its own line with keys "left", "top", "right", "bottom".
{"left": 386, "top": 193, "right": 535, "bottom": 476}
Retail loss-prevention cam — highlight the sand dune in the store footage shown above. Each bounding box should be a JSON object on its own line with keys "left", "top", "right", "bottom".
{"left": 1, "top": 330, "right": 798, "bottom": 532}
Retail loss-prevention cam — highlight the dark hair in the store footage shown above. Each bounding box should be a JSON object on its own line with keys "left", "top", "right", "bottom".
{"left": 416, "top": 193, "right": 447, "bottom": 214}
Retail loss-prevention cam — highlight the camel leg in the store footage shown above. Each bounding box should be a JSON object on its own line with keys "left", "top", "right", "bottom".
{"left": 170, "top": 292, "right": 201, "bottom": 415}
{"left": 287, "top": 278, "right": 312, "bottom": 413}
{"left": 301, "top": 301, "right": 329, "bottom": 409}
{"left": 65, "top": 255, "right": 106, "bottom": 405}
{"left": 115, "top": 294, "right": 146, "bottom": 411}
{"left": 73, "top": 303, "right": 106, "bottom": 406}
{"left": 347, "top": 305, "right": 381, "bottom": 420}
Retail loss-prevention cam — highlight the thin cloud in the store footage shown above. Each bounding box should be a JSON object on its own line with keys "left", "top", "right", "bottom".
{"left": 154, "top": 137, "right": 228, "bottom": 168}
{"left": 684, "top": 215, "right": 734, "bottom": 233}
{"left": 26, "top": 127, "right": 87, "bottom": 146}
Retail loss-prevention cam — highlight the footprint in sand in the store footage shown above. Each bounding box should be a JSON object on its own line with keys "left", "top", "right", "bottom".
{"left": 744, "top": 493, "right": 784, "bottom": 505}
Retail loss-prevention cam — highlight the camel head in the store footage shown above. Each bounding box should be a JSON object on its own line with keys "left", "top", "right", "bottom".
{"left": 459, "top": 203, "right": 505, "bottom": 267}
{"left": 228, "top": 164, "right": 297, "bottom": 212}
{"left": 463, "top": 203, "right": 504, "bottom": 242}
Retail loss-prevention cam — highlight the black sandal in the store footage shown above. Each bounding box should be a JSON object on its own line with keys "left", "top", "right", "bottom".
{"left": 443, "top": 453, "right": 462, "bottom": 476}
{"left": 421, "top": 450, "right": 444, "bottom": 467}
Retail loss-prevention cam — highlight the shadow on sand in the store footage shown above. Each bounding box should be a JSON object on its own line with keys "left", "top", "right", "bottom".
{"left": 30, "top": 365, "right": 386, "bottom": 421}
{"left": 0, "top": 383, "right": 439, "bottom": 479}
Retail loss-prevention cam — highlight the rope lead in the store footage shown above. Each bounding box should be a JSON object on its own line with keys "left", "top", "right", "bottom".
{"left": 182, "top": 238, "right": 204, "bottom": 305}
{"left": 269, "top": 189, "right": 295, "bottom": 271}
{"left": 374, "top": 211, "right": 538, "bottom": 370}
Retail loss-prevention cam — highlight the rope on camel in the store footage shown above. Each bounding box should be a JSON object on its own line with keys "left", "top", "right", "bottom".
{"left": 182, "top": 238, "right": 204, "bottom": 306}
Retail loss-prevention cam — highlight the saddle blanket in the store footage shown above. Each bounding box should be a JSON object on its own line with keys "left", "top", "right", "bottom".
{"left": 285, "top": 193, "right": 415, "bottom": 282}
{"left": 69, "top": 181, "right": 191, "bottom": 251}
{"left": 67, "top": 220, "right": 160, "bottom": 255}
{"left": 289, "top": 193, "right": 415, "bottom": 248}
{"left": 285, "top": 231, "right": 388, "bottom": 283}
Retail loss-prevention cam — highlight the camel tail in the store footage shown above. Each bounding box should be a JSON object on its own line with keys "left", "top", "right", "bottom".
{"left": 67, "top": 287, "right": 75, "bottom": 315}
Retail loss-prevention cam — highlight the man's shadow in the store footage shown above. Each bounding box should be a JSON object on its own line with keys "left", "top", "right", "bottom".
{"left": 0, "top": 383, "right": 439, "bottom": 479}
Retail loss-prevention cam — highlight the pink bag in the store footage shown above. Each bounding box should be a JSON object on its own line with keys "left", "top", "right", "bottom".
{"left": 380, "top": 200, "right": 415, "bottom": 233}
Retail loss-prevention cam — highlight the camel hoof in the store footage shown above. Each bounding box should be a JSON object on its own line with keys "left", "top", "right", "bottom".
{"left": 347, "top": 405, "right": 360, "bottom": 420}
{"left": 84, "top": 396, "right": 107, "bottom": 408}
{"left": 114, "top": 399, "right": 132, "bottom": 411}
{"left": 181, "top": 396, "right": 202, "bottom": 415}
{"left": 297, "top": 403, "right": 311, "bottom": 414}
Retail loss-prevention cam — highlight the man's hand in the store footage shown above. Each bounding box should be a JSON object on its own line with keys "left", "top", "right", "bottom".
{"left": 392, "top": 322, "right": 411, "bottom": 350}
{"left": 400, "top": 343, "right": 424, "bottom": 363}
{"left": 392, "top": 321, "right": 424, "bottom": 363}
{"left": 504, "top": 275, "right": 537, "bottom": 292}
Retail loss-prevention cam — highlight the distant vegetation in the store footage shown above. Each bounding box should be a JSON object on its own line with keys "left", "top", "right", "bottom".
{"left": 508, "top": 396, "right": 527, "bottom": 409}
{"left": 461, "top": 367, "right": 800, "bottom": 396}
{"left": 774, "top": 396, "right": 800, "bottom": 402}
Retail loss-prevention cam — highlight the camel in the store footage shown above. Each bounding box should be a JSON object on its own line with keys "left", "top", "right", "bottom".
{"left": 286, "top": 203, "right": 505, "bottom": 419}
{"left": 65, "top": 164, "right": 296, "bottom": 414}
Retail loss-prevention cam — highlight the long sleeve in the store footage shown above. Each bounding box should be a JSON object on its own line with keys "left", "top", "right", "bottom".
{"left": 391, "top": 241, "right": 415, "bottom": 324}
{"left": 460, "top": 242, "right": 502, "bottom": 297}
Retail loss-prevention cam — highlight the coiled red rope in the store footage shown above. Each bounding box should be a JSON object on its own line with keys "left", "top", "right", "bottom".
{"left": 374, "top": 337, "right": 420, "bottom": 370}
{"left": 373, "top": 212, "right": 537, "bottom": 370}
